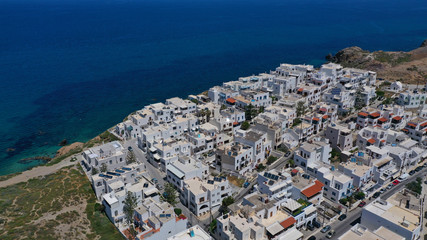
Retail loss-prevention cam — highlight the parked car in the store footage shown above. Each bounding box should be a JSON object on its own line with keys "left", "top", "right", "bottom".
{"left": 416, "top": 166, "right": 423, "bottom": 172}
{"left": 326, "top": 230, "right": 336, "bottom": 239}
{"left": 358, "top": 201, "right": 366, "bottom": 207}
{"left": 285, "top": 151, "right": 292, "bottom": 157}
{"left": 424, "top": 180, "right": 427, "bottom": 185}
{"left": 321, "top": 225, "right": 331, "bottom": 233}
{"left": 409, "top": 170, "right": 416, "bottom": 175}
{"left": 338, "top": 214, "right": 347, "bottom": 221}
{"left": 398, "top": 173, "right": 409, "bottom": 181}
{"left": 313, "top": 220, "right": 321, "bottom": 228}
{"left": 308, "top": 236, "right": 316, "bottom": 240}
{"left": 379, "top": 188, "right": 386, "bottom": 194}
{"left": 392, "top": 179, "right": 400, "bottom": 185}
{"left": 127, "top": 146, "right": 133, "bottom": 151}
{"left": 373, "top": 192, "right": 381, "bottom": 198}
{"left": 152, "top": 178, "right": 158, "bottom": 184}
{"left": 387, "top": 183, "right": 393, "bottom": 189}
{"left": 307, "top": 222, "right": 314, "bottom": 231}
{"left": 243, "top": 182, "right": 250, "bottom": 188}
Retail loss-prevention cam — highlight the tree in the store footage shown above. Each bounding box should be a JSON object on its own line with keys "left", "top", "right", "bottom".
{"left": 354, "top": 191, "right": 365, "bottom": 200}
{"left": 100, "top": 163, "right": 108, "bottom": 173}
{"left": 210, "top": 219, "right": 217, "bottom": 233}
{"left": 123, "top": 191, "right": 138, "bottom": 226}
{"left": 296, "top": 101, "right": 307, "bottom": 118}
{"left": 206, "top": 109, "right": 211, "bottom": 122}
{"left": 222, "top": 196, "right": 235, "bottom": 211}
{"left": 288, "top": 159, "right": 295, "bottom": 167}
{"left": 259, "top": 106, "right": 265, "bottom": 113}
{"left": 126, "top": 151, "right": 137, "bottom": 164}
{"left": 241, "top": 121, "right": 250, "bottom": 130}
{"left": 245, "top": 104, "right": 255, "bottom": 121}
{"left": 256, "top": 163, "right": 266, "bottom": 172}
{"left": 354, "top": 86, "right": 366, "bottom": 110}
{"left": 267, "top": 156, "right": 278, "bottom": 165}
{"left": 174, "top": 208, "right": 182, "bottom": 216}
{"left": 339, "top": 198, "right": 348, "bottom": 205}
{"left": 91, "top": 167, "right": 99, "bottom": 175}
{"left": 162, "top": 183, "right": 178, "bottom": 206}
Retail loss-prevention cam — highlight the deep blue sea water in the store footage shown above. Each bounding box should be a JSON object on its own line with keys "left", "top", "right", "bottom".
{"left": 0, "top": 0, "right": 426, "bottom": 175}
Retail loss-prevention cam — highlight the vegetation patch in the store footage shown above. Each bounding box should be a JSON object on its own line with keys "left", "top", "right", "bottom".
{"left": 0, "top": 166, "right": 122, "bottom": 240}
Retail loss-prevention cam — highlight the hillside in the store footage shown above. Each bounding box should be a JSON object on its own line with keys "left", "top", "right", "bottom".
{"left": 326, "top": 39, "right": 427, "bottom": 84}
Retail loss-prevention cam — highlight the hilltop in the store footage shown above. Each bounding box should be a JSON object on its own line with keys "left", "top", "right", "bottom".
{"left": 326, "top": 39, "right": 427, "bottom": 84}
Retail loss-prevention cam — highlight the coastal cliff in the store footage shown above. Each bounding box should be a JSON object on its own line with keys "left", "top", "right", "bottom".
{"left": 326, "top": 39, "right": 427, "bottom": 84}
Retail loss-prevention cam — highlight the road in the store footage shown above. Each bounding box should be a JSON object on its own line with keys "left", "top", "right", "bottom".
{"left": 309, "top": 167, "right": 427, "bottom": 240}
{"left": 123, "top": 140, "right": 213, "bottom": 229}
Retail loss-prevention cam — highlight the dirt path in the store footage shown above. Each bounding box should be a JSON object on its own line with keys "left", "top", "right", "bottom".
{"left": 0, "top": 156, "right": 76, "bottom": 188}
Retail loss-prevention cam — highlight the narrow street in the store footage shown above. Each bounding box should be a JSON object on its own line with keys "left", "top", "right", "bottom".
{"left": 308, "top": 167, "right": 427, "bottom": 240}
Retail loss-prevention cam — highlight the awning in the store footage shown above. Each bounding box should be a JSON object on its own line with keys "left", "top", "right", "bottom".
{"left": 153, "top": 154, "right": 161, "bottom": 160}
{"left": 149, "top": 147, "right": 157, "bottom": 152}
{"left": 304, "top": 205, "right": 317, "bottom": 215}
{"left": 278, "top": 228, "right": 303, "bottom": 240}
{"left": 280, "top": 217, "right": 296, "bottom": 229}
{"left": 267, "top": 222, "right": 284, "bottom": 236}
{"left": 167, "top": 164, "right": 185, "bottom": 178}
{"left": 144, "top": 188, "right": 158, "bottom": 196}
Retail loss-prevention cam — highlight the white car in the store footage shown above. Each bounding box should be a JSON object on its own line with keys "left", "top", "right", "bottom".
{"left": 398, "top": 173, "right": 409, "bottom": 181}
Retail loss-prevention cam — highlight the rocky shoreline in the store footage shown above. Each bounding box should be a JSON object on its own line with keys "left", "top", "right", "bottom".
{"left": 327, "top": 39, "right": 427, "bottom": 84}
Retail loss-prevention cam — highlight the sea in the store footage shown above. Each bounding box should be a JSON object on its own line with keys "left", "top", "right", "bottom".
{"left": 0, "top": 0, "right": 426, "bottom": 175}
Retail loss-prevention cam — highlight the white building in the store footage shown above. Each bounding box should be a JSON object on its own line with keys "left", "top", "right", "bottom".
{"left": 293, "top": 140, "right": 332, "bottom": 171}
{"left": 102, "top": 180, "right": 159, "bottom": 224}
{"left": 396, "top": 90, "right": 427, "bottom": 109}
{"left": 166, "top": 156, "right": 209, "bottom": 190}
{"left": 325, "top": 123, "right": 353, "bottom": 151}
{"left": 216, "top": 143, "right": 254, "bottom": 175}
{"left": 257, "top": 169, "right": 292, "bottom": 201}
{"left": 167, "top": 225, "right": 213, "bottom": 240}
{"left": 181, "top": 177, "right": 232, "bottom": 216}
{"left": 90, "top": 162, "right": 146, "bottom": 200}
{"left": 82, "top": 141, "right": 126, "bottom": 173}
{"left": 132, "top": 198, "right": 188, "bottom": 240}
{"left": 361, "top": 197, "right": 421, "bottom": 240}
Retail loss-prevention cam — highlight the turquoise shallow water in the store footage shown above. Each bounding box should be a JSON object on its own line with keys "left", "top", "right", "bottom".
{"left": 0, "top": 0, "right": 427, "bottom": 175}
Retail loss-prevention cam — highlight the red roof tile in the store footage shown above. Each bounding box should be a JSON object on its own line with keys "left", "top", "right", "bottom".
{"left": 367, "top": 138, "right": 376, "bottom": 144}
{"left": 319, "top": 107, "right": 327, "bottom": 112}
{"left": 280, "top": 217, "right": 296, "bottom": 229}
{"left": 322, "top": 115, "right": 328, "bottom": 119}
{"left": 407, "top": 123, "right": 417, "bottom": 127}
{"left": 358, "top": 112, "right": 368, "bottom": 117}
{"left": 402, "top": 128, "right": 409, "bottom": 132}
{"left": 233, "top": 122, "right": 239, "bottom": 126}
{"left": 369, "top": 112, "right": 380, "bottom": 118}
{"left": 226, "top": 98, "right": 236, "bottom": 104}
{"left": 381, "top": 139, "right": 386, "bottom": 143}
{"left": 297, "top": 88, "right": 303, "bottom": 92}
{"left": 392, "top": 116, "right": 402, "bottom": 121}
{"left": 301, "top": 180, "right": 324, "bottom": 198}
{"left": 378, "top": 117, "right": 388, "bottom": 122}
{"left": 291, "top": 169, "right": 299, "bottom": 174}
{"left": 421, "top": 122, "right": 427, "bottom": 127}
{"left": 312, "top": 117, "right": 320, "bottom": 121}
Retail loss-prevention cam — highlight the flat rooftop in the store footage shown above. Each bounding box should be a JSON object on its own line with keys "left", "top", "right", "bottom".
{"left": 167, "top": 225, "right": 212, "bottom": 240}
{"left": 365, "top": 199, "right": 420, "bottom": 231}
